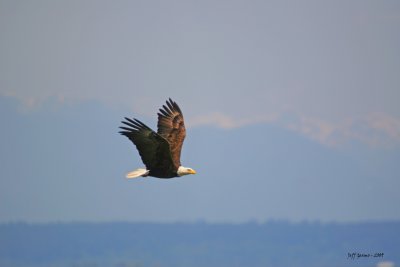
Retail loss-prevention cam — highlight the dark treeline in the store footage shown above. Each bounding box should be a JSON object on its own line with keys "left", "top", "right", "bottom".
{"left": 0, "top": 221, "right": 399, "bottom": 267}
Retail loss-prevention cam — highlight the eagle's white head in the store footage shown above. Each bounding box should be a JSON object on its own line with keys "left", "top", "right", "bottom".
{"left": 177, "top": 166, "right": 197, "bottom": 176}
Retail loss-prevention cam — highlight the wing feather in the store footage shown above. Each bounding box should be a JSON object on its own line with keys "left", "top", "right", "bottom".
{"left": 157, "top": 98, "right": 186, "bottom": 169}
{"left": 119, "top": 118, "right": 174, "bottom": 172}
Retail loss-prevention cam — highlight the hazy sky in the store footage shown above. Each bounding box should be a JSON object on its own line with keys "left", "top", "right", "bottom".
{"left": 1, "top": 0, "right": 399, "bottom": 223}
{"left": 1, "top": 0, "right": 400, "bottom": 147}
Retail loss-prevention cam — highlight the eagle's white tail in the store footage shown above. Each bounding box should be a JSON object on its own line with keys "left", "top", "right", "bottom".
{"left": 126, "top": 168, "right": 149, "bottom": 179}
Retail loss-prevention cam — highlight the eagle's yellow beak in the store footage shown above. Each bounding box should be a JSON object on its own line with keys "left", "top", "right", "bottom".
{"left": 189, "top": 169, "right": 197, "bottom": 174}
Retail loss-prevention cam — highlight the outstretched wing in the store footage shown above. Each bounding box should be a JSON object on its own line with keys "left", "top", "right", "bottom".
{"left": 119, "top": 117, "right": 174, "bottom": 172}
{"left": 157, "top": 98, "right": 186, "bottom": 169}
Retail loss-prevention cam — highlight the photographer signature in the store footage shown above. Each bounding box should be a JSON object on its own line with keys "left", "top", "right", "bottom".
{"left": 348, "top": 252, "right": 384, "bottom": 260}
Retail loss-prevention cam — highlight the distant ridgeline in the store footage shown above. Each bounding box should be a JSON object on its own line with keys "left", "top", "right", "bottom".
{"left": 0, "top": 221, "right": 399, "bottom": 267}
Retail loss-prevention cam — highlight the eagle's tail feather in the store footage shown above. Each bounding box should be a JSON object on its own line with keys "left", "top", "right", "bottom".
{"left": 126, "top": 168, "right": 149, "bottom": 179}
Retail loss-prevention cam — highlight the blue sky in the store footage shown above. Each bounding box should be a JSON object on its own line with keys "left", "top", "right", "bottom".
{"left": 0, "top": 0, "right": 399, "bottom": 223}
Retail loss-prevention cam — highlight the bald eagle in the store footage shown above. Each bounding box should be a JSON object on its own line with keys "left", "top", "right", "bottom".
{"left": 119, "top": 98, "right": 196, "bottom": 179}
